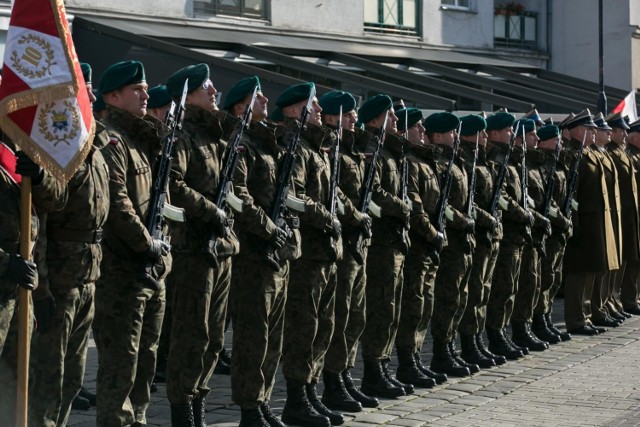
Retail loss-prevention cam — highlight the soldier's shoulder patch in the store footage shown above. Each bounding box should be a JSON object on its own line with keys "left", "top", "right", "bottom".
{"left": 364, "top": 152, "right": 375, "bottom": 159}
{"left": 108, "top": 135, "right": 121, "bottom": 145}
{"left": 237, "top": 145, "right": 247, "bottom": 153}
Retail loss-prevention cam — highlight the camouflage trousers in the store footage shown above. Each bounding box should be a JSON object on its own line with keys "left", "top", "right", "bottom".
{"left": 230, "top": 256, "right": 288, "bottom": 409}
{"left": 165, "top": 254, "right": 232, "bottom": 404}
{"left": 93, "top": 273, "right": 165, "bottom": 427}
{"left": 486, "top": 242, "right": 524, "bottom": 330}
{"left": 283, "top": 259, "right": 337, "bottom": 384}
{"left": 29, "top": 283, "right": 95, "bottom": 427}
{"left": 431, "top": 237, "right": 473, "bottom": 343}
{"left": 511, "top": 244, "right": 540, "bottom": 324}
{"left": 621, "top": 259, "right": 640, "bottom": 310}
{"left": 324, "top": 249, "right": 367, "bottom": 374}
{"left": 459, "top": 240, "right": 500, "bottom": 336}
{"left": 395, "top": 251, "right": 437, "bottom": 354}
{"left": 0, "top": 288, "right": 18, "bottom": 358}
{"left": 534, "top": 236, "right": 565, "bottom": 316}
{"left": 361, "top": 246, "right": 404, "bottom": 361}
{"left": 564, "top": 272, "right": 600, "bottom": 330}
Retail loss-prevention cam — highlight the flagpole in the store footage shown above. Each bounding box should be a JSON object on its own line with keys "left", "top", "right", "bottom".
{"left": 16, "top": 176, "right": 32, "bottom": 427}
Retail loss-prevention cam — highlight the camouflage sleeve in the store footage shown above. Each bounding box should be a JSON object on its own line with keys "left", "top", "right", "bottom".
{"left": 31, "top": 213, "right": 51, "bottom": 300}
{"left": 528, "top": 171, "right": 548, "bottom": 228}
{"left": 407, "top": 160, "right": 437, "bottom": 241}
{"left": 500, "top": 169, "right": 528, "bottom": 223}
{"left": 169, "top": 136, "right": 219, "bottom": 222}
{"left": 371, "top": 157, "right": 408, "bottom": 219}
{"left": 293, "top": 148, "right": 333, "bottom": 231}
{"left": 336, "top": 187, "right": 362, "bottom": 227}
{"left": 102, "top": 138, "right": 152, "bottom": 253}
{"left": 31, "top": 171, "right": 68, "bottom": 213}
{"left": 474, "top": 205, "right": 495, "bottom": 228}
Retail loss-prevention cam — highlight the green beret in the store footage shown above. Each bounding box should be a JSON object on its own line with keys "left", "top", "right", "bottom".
{"left": 357, "top": 94, "right": 393, "bottom": 125}
{"left": 537, "top": 124, "right": 560, "bottom": 141}
{"left": 271, "top": 106, "right": 284, "bottom": 122}
{"left": 80, "top": 62, "right": 91, "bottom": 84}
{"left": 423, "top": 112, "right": 460, "bottom": 134}
{"left": 275, "top": 82, "right": 315, "bottom": 108}
{"left": 166, "top": 63, "right": 210, "bottom": 99}
{"left": 485, "top": 112, "right": 516, "bottom": 131}
{"left": 223, "top": 76, "right": 261, "bottom": 111}
{"left": 318, "top": 91, "right": 356, "bottom": 115}
{"left": 459, "top": 114, "right": 487, "bottom": 136}
{"left": 513, "top": 118, "right": 536, "bottom": 134}
{"left": 99, "top": 60, "right": 145, "bottom": 94}
{"left": 147, "top": 85, "right": 172, "bottom": 109}
{"left": 396, "top": 108, "right": 423, "bottom": 131}
{"left": 93, "top": 91, "right": 105, "bottom": 113}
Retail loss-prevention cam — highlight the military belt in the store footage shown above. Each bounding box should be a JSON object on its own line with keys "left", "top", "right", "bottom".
{"left": 48, "top": 227, "right": 103, "bottom": 244}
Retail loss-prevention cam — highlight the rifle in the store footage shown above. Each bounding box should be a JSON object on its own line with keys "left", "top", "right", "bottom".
{"left": 140, "top": 79, "right": 189, "bottom": 290}
{"left": 537, "top": 140, "right": 562, "bottom": 256}
{"left": 399, "top": 111, "right": 410, "bottom": 254}
{"left": 464, "top": 131, "right": 478, "bottom": 247}
{"left": 520, "top": 124, "right": 533, "bottom": 242}
{"left": 264, "top": 87, "right": 316, "bottom": 271}
{"left": 562, "top": 131, "right": 587, "bottom": 218}
{"left": 327, "top": 105, "right": 343, "bottom": 262}
{"left": 347, "top": 111, "right": 389, "bottom": 265}
{"left": 202, "top": 86, "right": 258, "bottom": 268}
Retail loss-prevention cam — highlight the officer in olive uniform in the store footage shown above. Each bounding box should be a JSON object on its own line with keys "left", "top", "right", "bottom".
{"left": 93, "top": 60, "right": 172, "bottom": 426}
{"left": 29, "top": 62, "right": 111, "bottom": 426}
{"left": 457, "top": 114, "right": 505, "bottom": 369}
{"left": 623, "top": 119, "right": 640, "bottom": 314}
{"left": 531, "top": 124, "right": 573, "bottom": 343}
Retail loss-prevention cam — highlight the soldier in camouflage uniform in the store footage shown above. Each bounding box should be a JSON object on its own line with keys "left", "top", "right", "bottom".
{"left": 623, "top": 119, "right": 640, "bottom": 314}
{"left": 319, "top": 91, "right": 378, "bottom": 413}
{"left": 93, "top": 60, "right": 173, "bottom": 426}
{"left": 163, "top": 64, "right": 238, "bottom": 426}
{"left": 484, "top": 112, "right": 534, "bottom": 360}
{"left": 456, "top": 114, "right": 505, "bottom": 369}
{"left": 357, "top": 95, "right": 413, "bottom": 399}
{"left": 28, "top": 63, "right": 111, "bottom": 426}
{"left": 393, "top": 108, "right": 446, "bottom": 386}
{"left": 531, "top": 124, "right": 573, "bottom": 343}
{"left": 510, "top": 119, "right": 553, "bottom": 352}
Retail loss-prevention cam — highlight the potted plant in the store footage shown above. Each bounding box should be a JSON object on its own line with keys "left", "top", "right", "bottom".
{"left": 495, "top": 2, "right": 525, "bottom": 16}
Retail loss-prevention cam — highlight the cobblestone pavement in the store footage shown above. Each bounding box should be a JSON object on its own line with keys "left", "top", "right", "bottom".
{"left": 68, "top": 298, "right": 640, "bottom": 427}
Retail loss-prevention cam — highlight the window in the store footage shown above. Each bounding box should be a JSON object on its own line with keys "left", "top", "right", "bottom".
{"left": 364, "top": 0, "right": 420, "bottom": 36}
{"left": 494, "top": 11, "right": 538, "bottom": 49}
{"left": 441, "top": 0, "right": 470, "bottom": 9}
{"left": 194, "top": 0, "right": 268, "bottom": 19}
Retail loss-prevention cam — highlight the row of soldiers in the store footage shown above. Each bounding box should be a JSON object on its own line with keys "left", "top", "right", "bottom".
{"left": 0, "top": 57, "right": 638, "bottom": 427}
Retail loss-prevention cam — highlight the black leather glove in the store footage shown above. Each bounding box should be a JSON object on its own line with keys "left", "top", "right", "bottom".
{"left": 146, "top": 238, "right": 170, "bottom": 261}
{"left": 15, "top": 151, "right": 44, "bottom": 185}
{"left": 461, "top": 237, "right": 475, "bottom": 254}
{"left": 34, "top": 295, "right": 56, "bottom": 334}
{"left": 464, "top": 217, "right": 476, "bottom": 234}
{"left": 269, "top": 227, "right": 288, "bottom": 250}
{"left": 4, "top": 254, "right": 37, "bottom": 291}
{"left": 212, "top": 207, "right": 228, "bottom": 238}
{"left": 430, "top": 231, "right": 445, "bottom": 253}
{"left": 360, "top": 213, "right": 372, "bottom": 238}
{"left": 488, "top": 216, "right": 499, "bottom": 234}
{"left": 331, "top": 217, "right": 342, "bottom": 239}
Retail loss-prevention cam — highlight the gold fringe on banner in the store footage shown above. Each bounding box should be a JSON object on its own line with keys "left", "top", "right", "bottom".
{"left": 53, "top": 0, "right": 83, "bottom": 95}
{"left": 0, "top": 83, "right": 78, "bottom": 115}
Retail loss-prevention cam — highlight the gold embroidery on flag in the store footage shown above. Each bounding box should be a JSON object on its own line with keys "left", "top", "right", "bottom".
{"left": 37, "top": 100, "right": 80, "bottom": 146}
{"left": 10, "top": 34, "right": 56, "bottom": 79}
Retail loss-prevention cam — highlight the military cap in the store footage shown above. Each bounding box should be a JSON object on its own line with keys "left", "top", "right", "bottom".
{"left": 99, "top": 60, "right": 145, "bottom": 94}
{"left": 543, "top": 117, "right": 554, "bottom": 125}
{"left": 271, "top": 106, "right": 284, "bottom": 122}
{"left": 318, "top": 90, "right": 356, "bottom": 115}
{"left": 486, "top": 111, "right": 516, "bottom": 131}
{"left": 513, "top": 118, "right": 536, "bottom": 134}
{"left": 628, "top": 119, "right": 640, "bottom": 133}
{"left": 604, "top": 112, "right": 630, "bottom": 130}
{"left": 537, "top": 124, "right": 560, "bottom": 141}
{"left": 423, "top": 112, "right": 460, "bottom": 134}
{"left": 357, "top": 94, "right": 393, "bottom": 125}
{"left": 523, "top": 108, "right": 545, "bottom": 127}
{"left": 396, "top": 108, "right": 423, "bottom": 131}
{"left": 146, "top": 85, "right": 172, "bottom": 109}
{"left": 624, "top": 115, "right": 631, "bottom": 125}
{"left": 93, "top": 91, "right": 106, "bottom": 113}
{"left": 593, "top": 112, "right": 612, "bottom": 131}
{"left": 558, "top": 112, "right": 575, "bottom": 130}
{"left": 223, "top": 76, "right": 261, "bottom": 111}
{"left": 275, "top": 82, "right": 315, "bottom": 108}
{"left": 564, "top": 109, "right": 597, "bottom": 129}
{"left": 166, "top": 63, "right": 210, "bottom": 99}
{"left": 459, "top": 114, "right": 487, "bottom": 136}
{"left": 80, "top": 62, "right": 92, "bottom": 85}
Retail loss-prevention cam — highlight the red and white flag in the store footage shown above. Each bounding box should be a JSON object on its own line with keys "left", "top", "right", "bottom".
{"left": 0, "top": 0, "right": 95, "bottom": 183}
{"left": 611, "top": 91, "right": 638, "bottom": 123}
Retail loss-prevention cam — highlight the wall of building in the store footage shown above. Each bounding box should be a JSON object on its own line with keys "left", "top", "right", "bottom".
{"left": 423, "top": 0, "right": 494, "bottom": 48}
{"left": 66, "top": 0, "right": 186, "bottom": 18}
{"left": 270, "top": 0, "right": 363, "bottom": 36}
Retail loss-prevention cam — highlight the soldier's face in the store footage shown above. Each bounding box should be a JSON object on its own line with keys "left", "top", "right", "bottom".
{"left": 386, "top": 109, "right": 398, "bottom": 134}
{"left": 480, "top": 129, "right": 488, "bottom": 147}
{"left": 108, "top": 83, "right": 149, "bottom": 118}
{"left": 436, "top": 130, "right": 455, "bottom": 147}
{"left": 525, "top": 130, "right": 538, "bottom": 149}
{"left": 342, "top": 110, "right": 357, "bottom": 131}
{"left": 309, "top": 97, "right": 323, "bottom": 126}
{"left": 491, "top": 127, "right": 512, "bottom": 144}
{"left": 188, "top": 79, "right": 218, "bottom": 111}
{"left": 611, "top": 127, "right": 627, "bottom": 145}
{"left": 253, "top": 92, "right": 268, "bottom": 121}
{"left": 595, "top": 128, "right": 611, "bottom": 145}
{"left": 628, "top": 132, "right": 640, "bottom": 149}
{"left": 538, "top": 135, "right": 560, "bottom": 151}
{"left": 407, "top": 121, "right": 425, "bottom": 145}
{"left": 86, "top": 83, "right": 97, "bottom": 104}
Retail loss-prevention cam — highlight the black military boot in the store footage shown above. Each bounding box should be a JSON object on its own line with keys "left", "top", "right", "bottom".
{"left": 430, "top": 340, "right": 470, "bottom": 377}
{"left": 381, "top": 359, "right": 414, "bottom": 394}
{"left": 545, "top": 313, "right": 571, "bottom": 341}
{"left": 448, "top": 341, "right": 479, "bottom": 374}
{"left": 414, "top": 352, "right": 447, "bottom": 384}
{"left": 321, "top": 370, "right": 362, "bottom": 413}
{"left": 486, "top": 328, "right": 523, "bottom": 360}
{"left": 360, "top": 359, "right": 405, "bottom": 398}
{"left": 504, "top": 327, "right": 529, "bottom": 355}
{"left": 475, "top": 333, "right": 506, "bottom": 365}
{"left": 77, "top": 386, "right": 96, "bottom": 406}
{"left": 512, "top": 322, "right": 548, "bottom": 352}
{"left": 260, "top": 401, "right": 286, "bottom": 427}
{"left": 532, "top": 314, "right": 561, "bottom": 344}
{"left": 239, "top": 407, "right": 269, "bottom": 427}
{"left": 192, "top": 396, "right": 207, "bottom": 427}
{"left": 306, "top": 382, "right": 344, "bottom": 426}
{"left": 170, "top": 403, "right": 195, "bottom": 427}
{"left": 460, "top": 334, "right": 495, "bottom": 369}
{"left": 341, "top": 369, "right": 379, "bottom": 408}
{"left": 71, "top": 394, "right": 91, "bottom": 410}
{"left": 395, "top": 349, "right": 436, "bottom": 388}
{"left": 282, "top": 380, "right": 330, "bottom": 427}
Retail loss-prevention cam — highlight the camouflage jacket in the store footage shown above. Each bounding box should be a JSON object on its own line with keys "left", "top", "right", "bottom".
{"left": 524, "top": 149, "right": 557, "bottom": 242}
{"left": 232, "top": 120, "right": 301, "bottom": 261}
{"left": 169, "top": 105, "right": 239, "bottom": 257}
{"left": 100, "top": 105, "right": 171, "bottom": 276}
{"left": 536, "top": 148, "right": 571, "bottom": 239}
